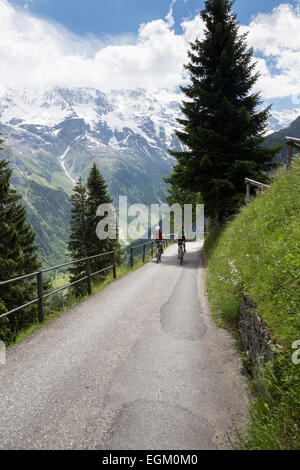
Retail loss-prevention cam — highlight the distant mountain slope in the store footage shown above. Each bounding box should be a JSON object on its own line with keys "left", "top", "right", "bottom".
{"left": 264, "top": 116, "right": 300, "bottom": 163}
{"left": 0, "top": 87, "right": 183, "bottom": 265}
{"left": 2, "top": 86, "right": 298, "bottom": 266}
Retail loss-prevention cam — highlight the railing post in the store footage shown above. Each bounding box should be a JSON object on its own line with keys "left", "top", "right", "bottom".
{"left": 246, "top": 182, "right": 250, "bottom": 205}
{"left": 130, "top": 247, "right": 134, "bottom": 268}
{"left": 143, "top": 244, "right": 146, "bottom": 263}
{"left": 112, "top": 252, "right": 116, "bottom": 279}
{"left": 86, "top": 258, "right": 92, "bottom": 295}
{"left": 286, "top": 143, "right": 293, "bottom": 171}
{"left": 37, "top": 271, "right": 44, "bottom": 323}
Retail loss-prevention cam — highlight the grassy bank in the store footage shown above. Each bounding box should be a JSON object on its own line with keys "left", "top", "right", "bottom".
{"left": 204, "top": 160, "right": 300, "bottom": 449}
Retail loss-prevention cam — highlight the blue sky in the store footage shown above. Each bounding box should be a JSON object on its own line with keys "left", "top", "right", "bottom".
{"left": 11, "top": 0, "right": 291, "bottom": 37}
{"left": 2, "top": 0, "right": 300, "bottom": 125}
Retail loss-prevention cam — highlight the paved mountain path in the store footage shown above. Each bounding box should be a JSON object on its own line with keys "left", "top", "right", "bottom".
{"left": 0, "top": 242, "right": 248, "bottom": 450}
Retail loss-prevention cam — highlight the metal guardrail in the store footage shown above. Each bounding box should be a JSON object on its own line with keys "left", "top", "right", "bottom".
{"left": 0, "top": 234, "right": 176, "bottom": 323}
{"left": 0, "top": 251, "right": 116, "bottom": 323}
{"left": 129, "top": 235, "right": 174, "bottom": 268}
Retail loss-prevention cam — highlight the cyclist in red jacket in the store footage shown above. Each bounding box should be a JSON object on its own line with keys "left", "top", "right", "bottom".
{"left": 152, "top": 226, "right": 165, "bottom": 254}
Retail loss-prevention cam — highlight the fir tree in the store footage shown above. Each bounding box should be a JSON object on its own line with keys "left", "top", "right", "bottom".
{"left": 169, "top": 0, "right": 280, "bottom": 225}
{"left": 67, "top": 177, "right": 89, "bottom": 296}
{"left": 86, "top": 163, "right": 121, "bottom": 272}
{"left": 67, "top": 165, "right": 121, "bottom": 297}
{"left": 86, "top": 163, "right": 113, "bottom": 255}
{"left": 0, "top": 136, "right": 40, "bottom": 343}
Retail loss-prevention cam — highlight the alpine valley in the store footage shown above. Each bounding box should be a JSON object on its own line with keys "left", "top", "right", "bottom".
{"left": 0, "top": 87, "right": 183, "bottom": 265}
{"left": 0, "top": 86, "right": 298, "bottom": 266}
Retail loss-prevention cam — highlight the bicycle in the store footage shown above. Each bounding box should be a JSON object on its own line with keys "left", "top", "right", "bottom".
{"left": 178, "top": 240, "right": 184, "bottom": 265}
{"left": 156, "top": 241, "right": 163, "bottom": 263}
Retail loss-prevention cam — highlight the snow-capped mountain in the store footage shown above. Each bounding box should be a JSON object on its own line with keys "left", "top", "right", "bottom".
{"left": 1, "top": 86, "right": 297, "bottom": 265}
{"left": 267, "top": 108, "right": 300, "bottom": 133}
{"left": 0, "top": 87, "right": 183, "bottom": 264}
{"left": 0, "top": 87, "right": 182, "bottom": 192}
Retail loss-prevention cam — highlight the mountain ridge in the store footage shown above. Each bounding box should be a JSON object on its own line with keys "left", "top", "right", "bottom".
{"left": 0, "top": 87, "right": 183, "bottom": 265}
{"left": 1, "top": 86, "right": 299, "bottom": 265}
{"left": 264, "top": 115, "right": 300, "bottom": 163}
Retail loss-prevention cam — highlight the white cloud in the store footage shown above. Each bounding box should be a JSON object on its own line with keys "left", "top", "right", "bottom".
{"left": 165, "top": 0, "right": 177, "bottom": 28}
{"left": 242, "top": 4, "right": 300, "bottom": 100}
{"left": 0, "top": 0, "right": 205, "bottom": 94}
{"left": 1, "top": 0, "right": 300, "bottom": 110}
{"left": 181, "top": 15, "right": 206, "bottom": 43}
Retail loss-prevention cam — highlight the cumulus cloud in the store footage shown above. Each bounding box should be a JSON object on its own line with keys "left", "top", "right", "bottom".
{"left": 242, "top": 4, "right": 300, "bottom": 100}
{"left": 0, "top": 0, "right": 205, "bottom": 94}
{"left": 1, "top": 0, "right": 300, "bottom": 107}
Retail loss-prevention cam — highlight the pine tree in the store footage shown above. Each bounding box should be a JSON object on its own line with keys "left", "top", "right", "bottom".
{"left": 67, "top": 177, "right": 89, "bottom": 296}
{"left": 86, "top": 163, "right": 113, "bottom": 254}
{"left": 0, "top": 136, "right": 40, "bottom": 343}
{"left": 86, "top": 163, "right": 121, "bottom": 273}
{"left": 67, "top": 165, "right": 121, "bottom": 298}
{"left": 169, "top": 0, "right": 280, "bottom": 225}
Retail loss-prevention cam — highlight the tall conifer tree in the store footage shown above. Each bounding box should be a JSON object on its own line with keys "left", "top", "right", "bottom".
{"left": 86, "top": 163, "right": 121, "bottom": 267}
{"left": 169, "top": 0, "right": 280, "bottom": 225}
{"left": 67, "top": 177, "right": 89, "bottom": 295}
{"left": 67, "top": 165, "right": 121, "bottom": 297}
{"left": 0, "top": 136, "right": 40, "bottom": 342}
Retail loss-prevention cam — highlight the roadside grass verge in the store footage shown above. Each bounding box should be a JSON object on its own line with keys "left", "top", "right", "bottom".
{"left": 204, "top": 160, "right": 300, "bottom": 449}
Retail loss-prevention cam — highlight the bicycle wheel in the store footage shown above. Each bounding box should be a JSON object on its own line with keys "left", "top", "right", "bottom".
{"left": 180, "top": 247, "right": 184, "bottom": 265}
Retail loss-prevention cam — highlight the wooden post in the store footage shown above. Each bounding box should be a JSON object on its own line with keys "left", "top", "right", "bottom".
{"left": 143, "top": 244, "right": 146, "bottom": 263}
{"left": 112, "top": 252, "right": 116, "bottom": 279}
{"left": 130, "top": 247, "right": 134, "bottom": 268}
{"left": 86, "top": 258, "right": 92, "bottom": 295}
{"left": 246, "top": 182, "right": 250, "bottom": 205}
{"left": 286, "top": 143, "right": 293, "bottom": 171}
{"left": 37, "top": 271, "right": 44, "bottom": 323}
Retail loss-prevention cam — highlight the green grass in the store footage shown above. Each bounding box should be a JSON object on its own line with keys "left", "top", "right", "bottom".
{"left": 204, "top": 159, "right": 300, "bottom": 449}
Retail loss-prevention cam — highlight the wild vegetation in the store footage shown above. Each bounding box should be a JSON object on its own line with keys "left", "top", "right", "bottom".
{"left": 204, "top": 160, "right": 300, "bottom": 449}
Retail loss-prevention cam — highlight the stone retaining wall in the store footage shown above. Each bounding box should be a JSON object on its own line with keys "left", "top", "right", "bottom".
{"left": 239, "top": 294, "right": 275, "bottom": 374}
